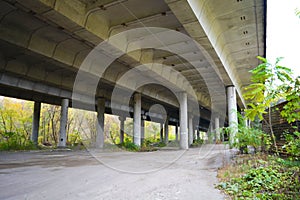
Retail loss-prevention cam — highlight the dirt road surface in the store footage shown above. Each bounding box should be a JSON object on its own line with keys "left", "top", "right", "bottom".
{"left": 0, "top": 144, "right": 233, "bottom": 200}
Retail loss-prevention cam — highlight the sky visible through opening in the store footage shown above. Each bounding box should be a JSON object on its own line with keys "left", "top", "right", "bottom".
{"left": 267, "top": 0, "right": 300, "bottom": 77}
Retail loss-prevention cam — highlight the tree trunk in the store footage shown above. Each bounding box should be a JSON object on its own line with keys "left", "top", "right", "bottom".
{"left": 268, "top": 106, "right": 278, "bottom": 154}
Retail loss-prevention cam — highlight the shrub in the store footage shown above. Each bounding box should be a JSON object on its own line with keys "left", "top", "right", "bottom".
{"left": 120, "top": 137, "right": 139, "bottom": 151}
{"left": 68, "top": 131, "right": 82, "bottom": 146}
{"left": 0, "top": 131, "right": 36, "bottom": 150}
{"left": 234, "top": 127, "right": 271, "bottom": 153}
{"left": 283, "top": 131, "right": 300, "bottom": 160}
{"left": 191, "top": 138, "right": 204, "bottom": 147}
{"left": 218, "top": 155, "right": 300, "bottom": 199}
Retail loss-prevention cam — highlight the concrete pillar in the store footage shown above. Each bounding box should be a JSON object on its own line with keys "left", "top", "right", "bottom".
{"left": 58, "top": 98, "right": 69, "bottom": 147}
{"left": 179, "top": 92, "right": 188, "bottom": 149}
{"left": 31, "top": 101, "right": 41, "bottom": 145}
{"left": 96, "top": 98, "right": 105, "bottom": 148}
{"left": 242, "top": 112, "right": 249, "bottom": 127}
{"left": 188, "top": 114, "right": 194, "bottom": 145}
{"left": 210, "top": 122, "right": 215, "bottom": 142}
{"left": 160, "top": 123, "right": 164, "bottom": 142}
{"left": 119, "top": 116, "right": 125, "bottom": 144}
{"left": 175, "top": 123, "right": 179, "bottom": 141}
{"left": 227, "top": 86, "right": 238, "bottom": 145}
{"left": 164, "top": 117, "right": 169, "bottom": 144}
{"left": 215, "top": 116, "right": 220, "bottom": 142}
{"left": 133, "top": 93, "right": 141, "bottom": 146}
{"left": 141, "top": 119, "right": 145, "bottom": 144}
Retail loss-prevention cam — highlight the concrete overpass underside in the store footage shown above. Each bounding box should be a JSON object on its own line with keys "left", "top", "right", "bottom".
{"left": 0, "top": 0, "right": 266, "bottom": 149}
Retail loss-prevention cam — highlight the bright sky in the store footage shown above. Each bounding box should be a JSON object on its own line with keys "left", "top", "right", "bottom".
{"left": 267, "top": 0, "right": 300, "bottom": 77}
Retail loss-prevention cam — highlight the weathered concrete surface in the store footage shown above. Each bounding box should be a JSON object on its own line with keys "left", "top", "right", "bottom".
{"left": 0, "top": 145, "right": 232, "bottom": 200}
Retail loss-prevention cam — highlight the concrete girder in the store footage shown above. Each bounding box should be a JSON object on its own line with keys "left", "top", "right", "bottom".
{"left": 28, "top": 26, "right": 71, "bottom": 58}
{"left": 0, "top": 8, "right": 93, "bottom": 72}
{"left": 15, "top": 0, "right": 52, "bottom": 14}
{"left": 1, "top": 49, "right": 202, "bottom": 112}
{"left": 52, "top": 38, "right": 90, "bottom": 66}
{"left": 78, "top": 33, "right": 209, "bottom": 108}
{"left": 184, "top": 0, "right": 265, "bottom": 107}
{"left": 164, "top": 0, "right": 265, "bottom": 108}
{"left": 108, "top": 11, "right": 178, "bottom": 36}
{"left": 0, "top": 2, "right": 215, "bottom": 110}
{"left": 0, "top": 70, "right": 182, "bottom": 123}
{"left": 0, "top": 10, "right": 46, "bottom": 48}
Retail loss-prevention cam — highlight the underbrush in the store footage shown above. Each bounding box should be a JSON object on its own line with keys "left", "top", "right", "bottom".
{"left": 0, "top": 131, "right": 37, "bottom": 151}
{"left": 190, "top": 138, "right": 204, "bottom": 147}
{"left": 217, "top": 154, "right": 300, "bottom": 199}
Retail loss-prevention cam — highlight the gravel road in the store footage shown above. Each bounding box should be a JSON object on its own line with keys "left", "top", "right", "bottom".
{"left": 0, "top": 144, "right": 233, "bottom": 200}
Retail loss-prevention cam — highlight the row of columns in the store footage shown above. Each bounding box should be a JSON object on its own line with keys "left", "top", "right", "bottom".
{"left": 30, "top": 86, "right": 238, "bottom": 148}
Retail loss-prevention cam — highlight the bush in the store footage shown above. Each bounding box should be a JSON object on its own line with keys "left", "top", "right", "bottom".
{"left": 283, "top": 131, "right": 300, "bottom": 160}
{"left": 234, "top": 127, "right": 271, "bottom": 154}
{"left": 0, "top": 131, "right": 37, "bottom": 150}
{"left": 68, "top": 132, "right": 82, "bottom": 146}
{"left": 120, "top": 138, "right": 139, "bottom": 151}
{"left": 218, "top": 155, "right": 300, "bottom": 199}
{"left": 191, "top": 138, "right": 204, "bottom": 147}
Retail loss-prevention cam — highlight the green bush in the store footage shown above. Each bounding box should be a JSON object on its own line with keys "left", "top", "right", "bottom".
{"left": 68, "top": 131, "right": 82, "bottom": 146}
{"left": 0, "top": 131, "right": 36, "bottom": 150}
{"left": 234, "top": 127, "right": 271, "bottom": 153}
{"left": 218, "top": 156, "right": 300, "bottom": 199}
{"left": 120, "top": 138, "right": 139, "bottom": 151}
{"left": 191, "top": 138, "right": 204, "bottom": 147}
{"left": 283, "top": 131, "right": 300, "bottom": 160}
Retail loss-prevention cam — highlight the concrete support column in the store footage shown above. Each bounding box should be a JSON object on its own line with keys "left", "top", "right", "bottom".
{"left": 164, "top": 117, "right": 169, "bottom": 144}
{"left": 58, "top": 99, "right": 69, "bottom": 147}
{"left": 160, "top": 123, "right": 164, "bottom": 142}
{"left": 227, "top": 86, "right": 238, "bottom": 145}
{"left": 141, "top": 119, "right": 145, "bottom": 144}
{"left": 242, "top": 112, "right": 249, "bottom": 127}
{"left": 31, "top": 101, "right": 41, "bottom": 145}
{"left": 188, "top": 114, "right": 194, "bottom": 145}
{"left": 215, "top": 117, "right": 220, "bottom": 142}
{"left": 96, "top": 98, "right": 105, "bottom": 148}
{"left": 175, "top": 123, "right": 179, "bottom": 141}
{"left": 119, "top": 116, "right": 125, "bottom": 144}
{"left": 179, "top": 92, "right": 188, "bottom": 149}
{"left": 133, "top": 93, "right": 141, "bottom": 146}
